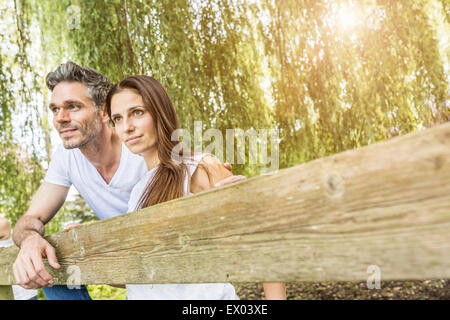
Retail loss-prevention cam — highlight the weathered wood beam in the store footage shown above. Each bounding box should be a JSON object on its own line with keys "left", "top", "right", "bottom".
{"left": 0, "top": 123, "right": 449, "bottom": 286}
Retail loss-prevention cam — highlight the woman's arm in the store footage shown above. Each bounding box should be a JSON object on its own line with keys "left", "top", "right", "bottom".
{"left": 191, "top": 155, "right": 286, "bottom": 300}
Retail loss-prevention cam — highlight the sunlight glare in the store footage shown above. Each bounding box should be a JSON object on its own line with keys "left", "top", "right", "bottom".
{"left": 337, "top": 4, "right": 360, "bottom": 31}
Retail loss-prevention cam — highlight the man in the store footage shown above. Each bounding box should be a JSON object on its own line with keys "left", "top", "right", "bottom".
{"left": 12, "top": 62, "right": 244, "bottom": 299}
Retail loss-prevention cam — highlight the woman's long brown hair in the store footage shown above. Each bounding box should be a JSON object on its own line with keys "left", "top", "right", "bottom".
{"left": 106, "top": 75, "right": 195, "bottom": 209}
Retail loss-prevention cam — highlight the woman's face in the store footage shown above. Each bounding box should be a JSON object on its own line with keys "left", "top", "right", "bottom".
{"left": 110, "top": 89, "right": 157, "bottom": 155}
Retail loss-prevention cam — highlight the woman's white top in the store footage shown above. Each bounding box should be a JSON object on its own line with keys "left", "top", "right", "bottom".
{"left": 126, "top": 153, "right": 239, "bottom": 300}
{"left": 0, "top": 236, "right": 38, "bottom": 300}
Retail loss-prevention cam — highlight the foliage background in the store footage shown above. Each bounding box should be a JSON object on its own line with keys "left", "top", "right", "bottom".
{"left": 0, "top": 0, "right": 448, "bottom": 300}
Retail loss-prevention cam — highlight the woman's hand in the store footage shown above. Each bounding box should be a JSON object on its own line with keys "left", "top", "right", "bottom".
{"left": 214, "top": 174, "right": 246, "bottom": 187}
{"left": 191, "top": 157, "right": 247, "bottom": 192}
{"left": 63, "top": 222, "right": 82, "bottom": 232}
{"left": 215, "top": 162, "right": 246, "bottom": 187}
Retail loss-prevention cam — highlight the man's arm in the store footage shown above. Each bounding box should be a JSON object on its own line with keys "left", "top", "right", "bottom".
{"left": 12, "top": 182, "right": 69, "bottom": 289}
{"left": 13, "top": 182, "right": 69, "bottom": 246}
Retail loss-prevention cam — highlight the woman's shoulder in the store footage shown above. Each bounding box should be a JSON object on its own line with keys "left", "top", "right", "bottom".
{"left": 128, "top": 169, "right": 157, "bottom": 212}
{"left": 189, "top": 153, "right": 231, "bottom": 193}
{"left": 133, "top": 170, "right": 153, "bottom": 191}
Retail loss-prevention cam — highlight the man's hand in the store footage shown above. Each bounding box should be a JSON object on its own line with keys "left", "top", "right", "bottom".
{"left": 13, "top": 233, "right": 60, "bottom": 289}
{"left": 215, "top": 162, "right": 246, "bottom": 187}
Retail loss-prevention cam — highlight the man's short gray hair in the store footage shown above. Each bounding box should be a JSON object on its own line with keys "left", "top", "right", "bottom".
{"left": 46, "top": 61, "right": 113, "bottom": 109}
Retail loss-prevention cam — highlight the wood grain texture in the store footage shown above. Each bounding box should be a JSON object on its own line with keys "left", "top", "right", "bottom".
{"left": 0, "top": 123, "right": 449, "bottom": 285}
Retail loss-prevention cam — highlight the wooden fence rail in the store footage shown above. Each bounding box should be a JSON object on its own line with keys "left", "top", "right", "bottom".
{"left": 1, "top": 122, "right": 449, "bottom": 298}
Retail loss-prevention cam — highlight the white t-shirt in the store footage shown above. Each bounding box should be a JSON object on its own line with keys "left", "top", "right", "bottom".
{"left": 126, "top": 154, "right": 239, "bottom": 300}
{"left": 44, "top": 143, "right": 148, "bottom": 220}
{"left": 0, "top": 237, "right": 38, "bottom": 300}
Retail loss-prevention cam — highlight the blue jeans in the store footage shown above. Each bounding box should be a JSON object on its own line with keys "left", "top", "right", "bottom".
{"left": 42, "top": 285, "right": 91, "bottom": 300}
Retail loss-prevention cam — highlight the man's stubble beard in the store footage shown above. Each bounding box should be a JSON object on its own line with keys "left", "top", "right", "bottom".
{"left": 62, "top": 113, "right": 103, "bottom": 149}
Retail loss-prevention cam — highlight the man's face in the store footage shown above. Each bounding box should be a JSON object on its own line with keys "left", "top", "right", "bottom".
{"left": 49, "top": 81, "right": 103, "bottom": 149}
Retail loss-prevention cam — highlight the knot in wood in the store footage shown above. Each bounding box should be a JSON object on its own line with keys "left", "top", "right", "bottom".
{"left": 434, "top": 155, "right": 445, "bottom": 170}
{"left": 324, "top": 173, "right": 344, "bottom": 198}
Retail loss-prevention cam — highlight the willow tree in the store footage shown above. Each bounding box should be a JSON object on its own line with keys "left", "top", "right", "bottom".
{"left": 0, "top": 0, "right": 48, "bottom": 224}
{"left": 255, "top": 0, "right": 449, "bottom": 168}
{"left": 36, "top": 0, "right": 274, "bottom": 175}
{"left": 4, "top": 0, "right": 449, "bottom": 196}
{"left": 37, "top": 0, "right": 448, "bottom": 173}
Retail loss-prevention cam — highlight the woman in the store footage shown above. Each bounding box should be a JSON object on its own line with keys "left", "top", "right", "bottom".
{"left": 106, "top": 75, "right": 285, "bottom": 300}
